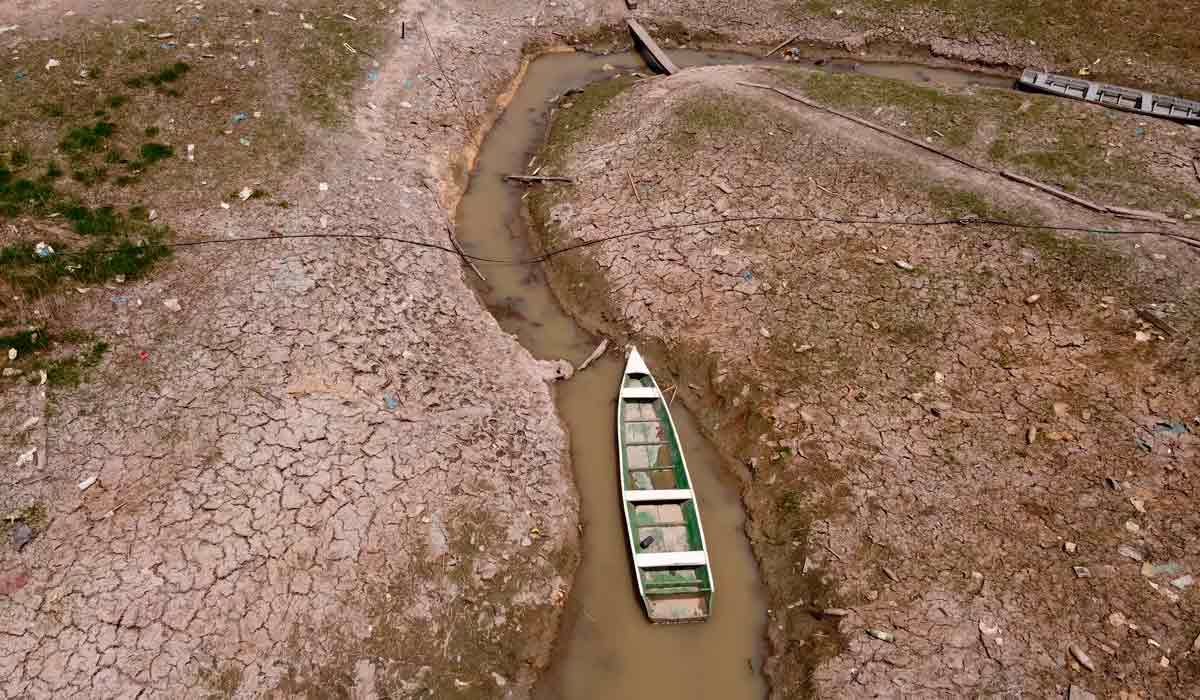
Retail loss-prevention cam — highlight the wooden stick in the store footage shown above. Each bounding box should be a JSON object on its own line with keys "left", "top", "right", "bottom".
{"left": 628, "top": 172, "right": 643, "bottom": 204}
{"left": 504, "top": 174, "right": 574, "bottom": 183}
{"left": 764, "top": 32, "right": 801, "bottom": 58}
{"left": 446, "top": 227, "right": 486, "bottom": 282}
{"left": 1193, "top": 158, "right": 1200, "bottom": 184}
{"left": 998, "top": 170, "right": 1108, "bottom": 213}
{"left": 576, "top": 338, "right": 609, "bottom": 372}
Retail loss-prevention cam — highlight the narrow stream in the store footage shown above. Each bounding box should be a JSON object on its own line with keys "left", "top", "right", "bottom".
{"left": 452, "top": 48, "right": 1016, "bottom": 699}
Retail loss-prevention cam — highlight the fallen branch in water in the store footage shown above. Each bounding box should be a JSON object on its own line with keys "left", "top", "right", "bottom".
{"left": 505, "top": 174, "right": 574, "bottom": 183}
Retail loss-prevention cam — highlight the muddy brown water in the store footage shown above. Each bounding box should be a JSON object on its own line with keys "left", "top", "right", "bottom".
{"left": 453, "top": 48, "right": 1016, "bottom": 699}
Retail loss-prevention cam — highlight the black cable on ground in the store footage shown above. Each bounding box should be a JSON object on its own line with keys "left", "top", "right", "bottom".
{"left": 141, "top": 214, "right": 1199, "bottom": 266}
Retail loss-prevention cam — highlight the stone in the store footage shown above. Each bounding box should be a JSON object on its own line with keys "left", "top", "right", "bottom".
{"left": 1124, "top": 520, "right": 1140, "bottom": 534}
{"left": 1117, "top": 545, "right": 1143, "bottom": 562}
{"left": 1064, "top": 541, "right": 1077, "bottom": 554}
{"left": 1026, "top": 294, "right": 1041, "bottom": 304}
{"left": 1107, "top": 611, "right": 1127, "bottom": 627}
{"left": 1068, "top": 685, "right": 1097, "bottom": 700}
{"left": 1069, "top": 643, "right": 1096, "bottom": 671}
{"left": 11, "top": 523, "right": 33, "bottom": 550}
{"left": 893, "top": 260, "right": 914, "bottom": 271}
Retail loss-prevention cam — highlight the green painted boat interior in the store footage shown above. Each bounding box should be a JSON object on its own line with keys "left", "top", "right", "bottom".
{"left": 620, "top": 372, "right": 712, "bottom": 620}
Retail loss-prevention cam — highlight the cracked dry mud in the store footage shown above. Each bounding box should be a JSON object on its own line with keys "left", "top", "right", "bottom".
{"left": 534, "top": 65, "right": 1200, "bottom": 697}
{"left": 0, "top": 0, "right": 621, "bottom": 696}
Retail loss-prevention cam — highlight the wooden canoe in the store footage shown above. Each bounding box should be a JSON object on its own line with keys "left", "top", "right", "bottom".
{"left": 1018, "top": 69, "right": 1200, "bottom": 125}
{"left": 617, "top": 346, "right": 713, "bottom": 623}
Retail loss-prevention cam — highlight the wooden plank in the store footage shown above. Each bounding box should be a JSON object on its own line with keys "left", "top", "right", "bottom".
{"left": 627, "top": 18, "right": 678, "bottom": 75}
{"left": 636, "top": 551, "right": 707, "bottom": 568}
{"left": 624, "top": 488, "right": 693, "bottom": 503}
{"left": 1106, "top": 205, "right": 1178, "bottom": 224}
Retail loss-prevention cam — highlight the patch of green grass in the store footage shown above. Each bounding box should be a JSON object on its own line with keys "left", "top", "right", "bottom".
{"left": 143, "top": 126, "right": 159, "bottom": 138}
{"left": 44, "top": 162, "right": 64, "bottom": 179}
{"left": 106, "top": 94, "right": 128, "bottom": 109}
{"left": 38, "top": 103, "right": 65, "bottom": 119}
{"left": 124, "top": 61, "right": 190, "bottom": 89}
{"left": 60, "top": 121, "right": 117, "bottom": 155}
{"left": 38, "top": 341, "right": 109, "bottom": 388}
{"left": 138, "top": 142, "right": 173, "bottom": 164}
{"left": 1, "top": 502, "right": 48, "bottom": 538}
{"left": 0, "top": 176, "right": 57, "bottom": 217}
{"left": 798, "top": 69, "right": 979, "bottom": 147}
{"left": 670, "top": 93, "right": 753, "bottom": 148}
{"left": 0, "top": 327, "right": 50, "bottom": 356}
{"left": 540, "top": 76, "right": 638, "bottom": 168}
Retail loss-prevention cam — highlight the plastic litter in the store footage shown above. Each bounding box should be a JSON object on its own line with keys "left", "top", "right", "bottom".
{"left": 383, "top": 394, "right": 399, "bottom": 410}
{"left": 0, "top": 25, "right": 19, "bottom": 34}
{"left": 163, "top": 298, "right": 182, "bottom": 312}
{"left": 239, "top": 137, "right": 250, "bottom": 146}
{"left": 15, "top": 446, "right": 36, "bottom": 466}
{"left": 7, "top": 348, "right": 16, "bottom": 361}
{"left": 34, "top": 242, "right": 54, "bottom": 258}
{"left": 45, "top": 58, "right": 61, "bottom": 70}
{"left": 318, "top": 182, "right": 329, "bottom": 192}
{"left": 1155, "top": 421, "right": 1187, "bottom": 434}
{"left": 367, "top": 69, "right": 380, "bottom": 81}
{"left": 232, "top": 111, "right": 248, "bottom": 124}
{"left": 866, "top": 629, "right": 895, "bottom": 642}
{"left": 238, "top": 186, "right": 253, "bottom": 201}
{"left": 638, "top": 535, "right": 655, "bottom": 548}
{"left": 78, "top": 475, "right": 97, "bottom": 491}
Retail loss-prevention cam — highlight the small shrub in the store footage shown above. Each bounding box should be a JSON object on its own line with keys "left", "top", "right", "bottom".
{"left": 139, "top": 143, "right": 173, "bottom": 164}
{"left": 60, "top": 122, "right": 117, "bottom": 154}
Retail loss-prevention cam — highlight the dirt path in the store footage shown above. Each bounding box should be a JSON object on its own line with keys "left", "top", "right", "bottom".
{"left": 531, "top": 63, "right": 1200, "bottom": 698}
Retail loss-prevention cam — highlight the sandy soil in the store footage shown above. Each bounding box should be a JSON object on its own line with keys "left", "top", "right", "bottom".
{"left": 532, "top": 64, "right": 1200, "bottom": 698}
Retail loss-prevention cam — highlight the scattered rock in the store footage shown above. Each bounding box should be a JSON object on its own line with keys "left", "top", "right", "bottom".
{"left": 11, "top": 523, "right": 33, "bottom": 550}
{"left": 1069, "top": 643, "right": 1096, "bottom": 671}
{"left": 163, "top": 298, "right": 182, "bottom": 312}
{"left": 1068, "top": 685, "right": 1097, "bottom": 700}
{"left": 7, "top": 348, "right": 17, "bottom": 361}
{"left": 1064, "top": 541, "right": 1077, "bottom": 554}
{"left": 1124, "top": 520, "right": 1141, "bottom": 534}
{"left": 863, "top": 589, "right": 879, "bottom": 601}
{"left": 1117, "top": 545, "right": 1144, "bottom": 561}
{"left": 1159, "top": 655, "right": 1170, "bottom": 668}
{"left": 1135, "top": 330, "right": 1152, "bottom": 342}
{"left": 1130, "top": 497, "right": 1146, "bottom": 513}
{"left": 1026, "top": 293, "right": 1041, "bottom": 304}
{"left": 1107, "top": 611, "right": 1126, "bottom": 627}
{"left": 491, "top": 672, "right": 507, "bottom": 688}
{"left": 866, "top": 628, "right": 895, "bottom": 643}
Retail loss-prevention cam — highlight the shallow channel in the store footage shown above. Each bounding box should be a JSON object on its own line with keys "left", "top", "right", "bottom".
{"left": 453, "top": 48, "right": 1016, "bottom": 699}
